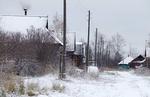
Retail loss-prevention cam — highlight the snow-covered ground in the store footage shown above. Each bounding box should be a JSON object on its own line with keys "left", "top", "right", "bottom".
{"left": 23, "top": 70, "right": 150, "bottom": 97}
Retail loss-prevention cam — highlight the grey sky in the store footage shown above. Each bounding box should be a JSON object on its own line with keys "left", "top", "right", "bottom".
{"left": 0, "top": 0, "right": 150, "bottom": 55}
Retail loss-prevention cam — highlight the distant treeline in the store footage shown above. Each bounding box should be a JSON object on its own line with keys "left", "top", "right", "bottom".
{"left": 92, "top": 33, "right": 126, "bottom": 68}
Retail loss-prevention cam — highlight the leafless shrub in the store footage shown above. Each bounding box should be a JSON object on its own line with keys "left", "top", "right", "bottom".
{"left": 0, "top": 89, "right": 6, "bottom": 97}
{"left": 0, "top": 73, "right": 24, "bottom": 95}
{"left": 18, "top": 81, "right": 25, "bottom": 95}
{"left": 27, "top": 82, "right": 39, "bottom": 92}
{"left": 3, "top": 80, "right": 17, "bottom": 93}
{"left": 26, "top": 82, "right": 39, "bottom": 96}
{"left": 51, "top": 82, "right": 65, "bottom": 93}
{"left": 0, "top": 27, "right": 61, "bottom": 76}
{"left": 27, "top": 91, "right": 36, "bottom": 96}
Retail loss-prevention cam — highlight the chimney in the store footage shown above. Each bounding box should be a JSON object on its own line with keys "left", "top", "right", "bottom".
{"left": 24, "top": 8, "right": 27, "bottom": 15}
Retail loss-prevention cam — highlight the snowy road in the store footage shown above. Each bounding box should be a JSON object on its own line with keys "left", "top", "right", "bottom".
{"left": 26, "top": 71, "right": 150, "bottom": 97}
{"left": 52, "top": 71, "right": 150, "bottom": 97}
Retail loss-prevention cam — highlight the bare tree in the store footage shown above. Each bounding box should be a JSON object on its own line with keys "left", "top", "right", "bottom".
{"left": 111, "top": 33, "right": 125, "bottom": 65}
{"left": 128, "top": 45, "right": 138, "bottom": 58}
{"left": 50, "top": 13, "right": 63, "bottom": 41}
{"left": 111, "top": 33, "right": 125, "bottom": 53}
{"left": 0, "top": 27, "right": 62, "bottom": 76}
{"left": 97, "top": 33, "right": 105, "bottom": 68}
{"left": 95, "top": 33, "right": 126, "bottom": 68}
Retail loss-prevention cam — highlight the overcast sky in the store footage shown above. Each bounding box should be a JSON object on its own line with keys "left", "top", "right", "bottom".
{"left": 0, "top": 0, "right": 150, "bottom": 55}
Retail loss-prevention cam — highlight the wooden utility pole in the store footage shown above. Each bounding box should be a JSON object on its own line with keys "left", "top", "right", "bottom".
{"left": 145, "top": 40, "right": 147, "bottom": 58}
{"left": 95, "top": 28, "right": 98, "bottom": 66}
{"left": 86, "top": 10, "right": 91, "bottom": 71}
{"left": 145, "top": 40, "right": 148, "bottom": 68}
{"left": 74, "top": 32, "right": 76, "bottom": 52}
{"left": 62, "top": 0, "right": 67, "bottom": 79}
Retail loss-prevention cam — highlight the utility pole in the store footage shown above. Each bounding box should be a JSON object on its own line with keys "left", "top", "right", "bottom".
{"left": 97, "top": 37, "right": 100, "bottom": 68}
{"left": 74, "top": 32, "right": 76, "bottom": 52}
{"left": 145, "top": 40, "right": 148, "bottom": 68}
{"left": 145, "top": 40, "right": 147, "bottom": 58}
{"left": 62, "top": 0, "right": 67, "bottom": 79}
{"left": 95, "top": 28, "right": 98, "bottom": 66}
{"left": 86, "top": 10, "right": 91, "bottom": 71}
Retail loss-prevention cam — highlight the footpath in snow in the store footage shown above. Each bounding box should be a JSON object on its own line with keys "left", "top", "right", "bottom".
{"left": 23, "top": 70, "right": 150, "bottom": 97}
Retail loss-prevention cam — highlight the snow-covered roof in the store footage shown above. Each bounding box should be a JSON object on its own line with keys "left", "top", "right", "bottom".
{"left": 118, "top": 56, "right": 134, "bottom": 64}
{"left": 0, "top": 15, "right": 62, "bottom": 45}
{"left": 76, "top": 42, "right": 83, "bottom": 45}
{"left": 132, "top": 59, "right": 146, "bottom": 64}
{"left": 45, "top": 29, "right": 63, "bottom": 45}
{"left": 74, "top": 42, "right": 86, "bottom": 56}
{"left": 130, "top": 55, "right": 145, "bottom": 64}
{"left": 0, "top": 15, "right": 48, "bottom": 33}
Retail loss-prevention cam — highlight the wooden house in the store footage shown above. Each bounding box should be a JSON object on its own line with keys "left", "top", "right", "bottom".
{"left": 0, "top": 15, "right": 63, "bottom": 75}
{"left": 73, "top": 42, "right": 86, "bottom": 69}
{"left": 129, "top": 55, "right": 145, "bottom": 68}
{"left": 66, "top": 32, "right": 86, "bottom": 69}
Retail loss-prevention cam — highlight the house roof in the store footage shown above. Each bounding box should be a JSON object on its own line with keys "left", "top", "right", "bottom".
{"left": 45, "top": 29, "right": 63, "bottom": 45}
{"left": 130, "top": 55, "right": 145, "bottom": 64}
{"left": 0, "top": 15, "right": 48, "bottom": 33}
{"left": 118, "top": 56, "right": 134, "bottom": 64}
{"left": 0, "top": 15, "right": 63, "bottom": 45}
